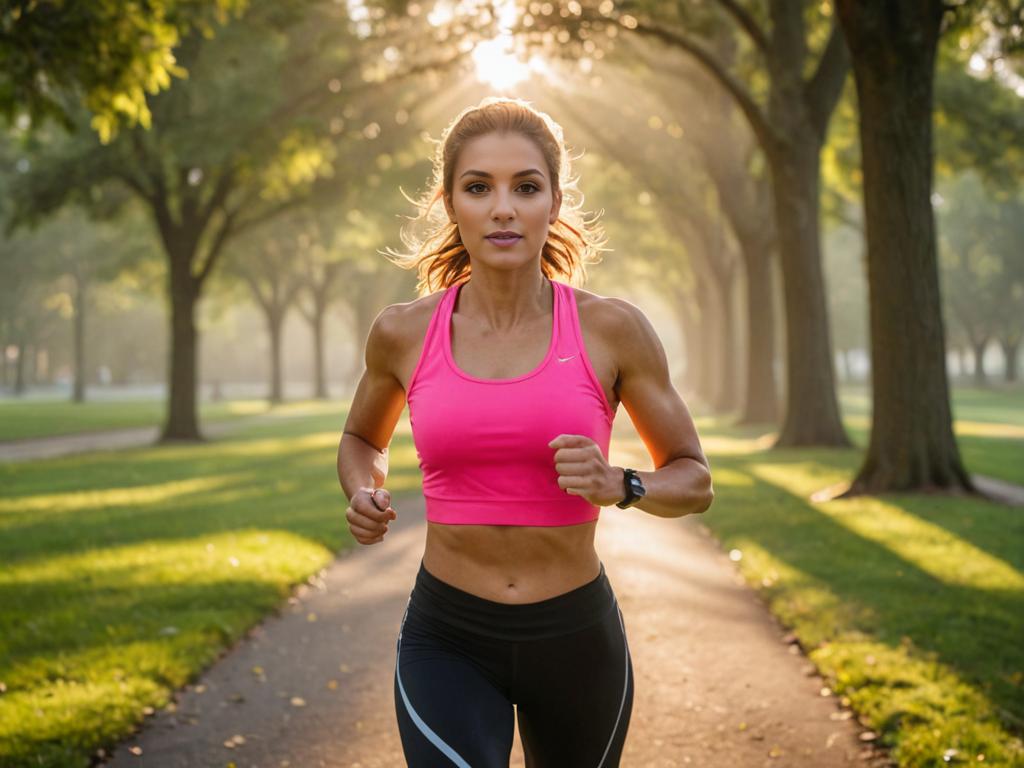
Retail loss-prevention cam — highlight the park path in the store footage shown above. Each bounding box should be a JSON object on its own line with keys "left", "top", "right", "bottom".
{"left": 99, "top": 437, "right": 896, "bottom": 768}
{"left": 0, "top": 412, "right": 274, "bottom": 463}
{"left": 0, "top": 425, "right": 168, "bottom": 462}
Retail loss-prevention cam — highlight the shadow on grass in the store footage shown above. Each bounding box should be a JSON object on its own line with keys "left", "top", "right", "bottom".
{"left": 0, "top": 412, "right": 426, "bottom": 766}
{"left": 0, "top": 422, "right": 423, "bottom": 567}
{"left": 708, "top": 445, "right": 1024, "bottom": 739}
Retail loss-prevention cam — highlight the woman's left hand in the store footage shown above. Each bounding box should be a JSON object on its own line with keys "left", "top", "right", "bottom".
{"left": 548, "top": 434, "right": 624, "bottom": 507}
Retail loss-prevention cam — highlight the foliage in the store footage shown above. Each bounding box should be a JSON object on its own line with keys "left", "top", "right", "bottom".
{"left": 938, "top": 171, "right": 1024, "bottom": 352}
{"left": 0, "top": 0, "right": 248, "bottom": 142}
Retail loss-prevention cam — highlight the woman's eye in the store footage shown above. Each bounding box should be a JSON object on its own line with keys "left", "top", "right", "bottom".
{"left": 465, "top": 183, "right": 540, "bottom": 194}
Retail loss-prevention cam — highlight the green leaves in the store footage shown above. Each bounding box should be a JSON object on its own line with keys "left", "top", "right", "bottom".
{"left": 0, "top": 0, "right": 249, "bottom": 141}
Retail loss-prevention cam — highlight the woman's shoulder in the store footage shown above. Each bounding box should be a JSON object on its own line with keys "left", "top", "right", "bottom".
{"left": 385, "top": 287, "right": 448, "bottom": 352}
{"left": 569, "top": 283, "right": 638, "bottom": 336}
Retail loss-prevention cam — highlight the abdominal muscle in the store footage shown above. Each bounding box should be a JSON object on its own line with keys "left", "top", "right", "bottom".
{"left": 422, "top": 519, "right": 602, "bottom": 604}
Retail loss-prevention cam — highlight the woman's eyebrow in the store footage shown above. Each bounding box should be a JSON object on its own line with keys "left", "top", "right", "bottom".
{"left": 459, "top": 168, "right": 545, "bottom": 179}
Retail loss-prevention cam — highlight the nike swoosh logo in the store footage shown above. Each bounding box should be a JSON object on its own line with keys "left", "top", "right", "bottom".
{"left": 558, "top": 355, "right": 577, "bottom": 362}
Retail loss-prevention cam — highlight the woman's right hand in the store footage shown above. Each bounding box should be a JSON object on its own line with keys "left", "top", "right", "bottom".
{"left": 346, "top": 487, "right": 397, "bottom": 545}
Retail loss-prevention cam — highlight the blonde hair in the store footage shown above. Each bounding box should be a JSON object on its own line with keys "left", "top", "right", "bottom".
{"left": 383, "top": 96, "right": 609, "bottom": 297}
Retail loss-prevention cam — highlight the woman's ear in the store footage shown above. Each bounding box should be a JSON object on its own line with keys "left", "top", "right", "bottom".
{"left": 549, "top": 187, "right": 563, "bottom": 224}
{"left": 444, "top": 194, "right": 456, "bottom": 224}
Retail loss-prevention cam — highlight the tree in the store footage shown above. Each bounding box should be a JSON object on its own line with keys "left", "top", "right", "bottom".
{"left": 225, "top": 229, "right": 304, "bottom": 403}
{"left": 0, "top": 0, "right": 246, "bottom": 141}
{"left": 832, "top": 2, "right": 1022, "bottom": 494}
{"left": 939, "top": 172, "right": 1024, "bottom": 385}
{"left": 515, "top": 0, "right": 851, "bottom": 446}
{"left": 10, "top": 0, "right": 470, "bottom": 440}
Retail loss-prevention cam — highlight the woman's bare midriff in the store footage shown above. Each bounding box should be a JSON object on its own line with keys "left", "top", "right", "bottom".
{"left": 422, "top": 519, "right": 602, "bottom": 604}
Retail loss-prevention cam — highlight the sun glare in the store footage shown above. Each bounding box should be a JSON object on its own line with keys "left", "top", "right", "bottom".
{"left": 469, "top": 0, "right": 556, "bottom": 90}
{"left": 473, "top": 34, "right": 532, "bottom": 89}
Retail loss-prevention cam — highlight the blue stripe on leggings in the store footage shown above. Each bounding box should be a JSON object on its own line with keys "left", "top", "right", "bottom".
{"left": 596, "top": 600, "right": 631, "bottom": 768}
{"left": 396, "top": 603, "right": 473, "bottom": 768}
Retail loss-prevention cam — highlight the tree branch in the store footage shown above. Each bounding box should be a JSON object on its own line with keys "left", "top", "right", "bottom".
{"left": 804, "top": 21, "right": 850, "bottom": 141}
{"left": 193, "top": 207, "right": 240, "bottom": 288}
{"left": 710, "top": 0, "right": 769, "bottom": 55}
{"left": 628, "top": 18, "right": 778, "bottom": 154}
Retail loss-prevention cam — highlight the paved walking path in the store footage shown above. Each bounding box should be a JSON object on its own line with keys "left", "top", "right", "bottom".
{"left": 99, "top": 446, "right": 896, "bottom": 768}
{"left": 0, "top": 414, "right": 270, "bottom": 463}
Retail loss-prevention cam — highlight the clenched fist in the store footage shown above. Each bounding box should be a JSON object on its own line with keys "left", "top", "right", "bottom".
{"left": 346, "top": 486, "right": 397, "bottom": 545}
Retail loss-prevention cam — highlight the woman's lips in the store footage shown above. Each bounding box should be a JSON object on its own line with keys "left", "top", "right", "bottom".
{"left": 486, "top": 235, "right": 522, "bottom": 247}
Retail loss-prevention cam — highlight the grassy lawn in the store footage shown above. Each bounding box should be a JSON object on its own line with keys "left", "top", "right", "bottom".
{"left": 0, "top": 388, "right": 1021, "bottom": 766}
{"left": 698, "top": 384, "right": 1024, "bottom": 767}
{"left": 0, "top": 399, "right": 273, "bottom": 442}
{"left": 0, "top": 401, "right": 423, "bottom": 767}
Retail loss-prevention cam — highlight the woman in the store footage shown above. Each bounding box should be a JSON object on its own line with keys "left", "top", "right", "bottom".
{"left": 337, "top": 97, "right": 713, "bottom": 767}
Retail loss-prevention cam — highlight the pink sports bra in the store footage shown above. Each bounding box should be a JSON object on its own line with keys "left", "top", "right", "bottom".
{"left": 406, "top": 277, "right": 617, "bottom": 526}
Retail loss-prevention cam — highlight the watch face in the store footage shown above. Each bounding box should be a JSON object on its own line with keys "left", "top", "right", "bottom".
{"left": 630, "top": 477, "right": 646, "bottom": 497}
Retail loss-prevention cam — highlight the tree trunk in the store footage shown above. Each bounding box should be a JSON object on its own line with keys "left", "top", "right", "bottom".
{"left": 769, "top": 138, "right": 850, "bottom": 446}
{"left": 721, "top": 270, "right": 743, "bottom": 414}
{"left": 692, "top": 270, "right": 723, "bottom": 409}
{"left": 25, "top": 343, "right": 36, "bottom": 387}
{"left": 972, "top": 340, "right": 989, "bottom": 387}
{"left": 268, "top": 308, "right": 285, "bottom": 404}
{"left": 312, "top": 305, "right": 327, "bottom": 399}
{"left": 13, "top": 342, "right": 26, "bottom": 395}
{"left": 161, "top": 256, "right": 203, "bottom": 441}
{"left": 1000, "top": 337, "right": 1019, "bottom": 382}
{"left": 836, "top": 0, "right": 973, "bottom": 494}
{"left": 73, "top": 271, "right": 87, "bottom": 403}
{"left": 737, "top": 242, "right": 778, "bottom": 424}
{"left": 676, "top": 293, "right": 700, "bottom": 396}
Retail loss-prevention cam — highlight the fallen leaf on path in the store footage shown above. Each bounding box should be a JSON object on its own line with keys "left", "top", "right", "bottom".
{"left": 290, "top": 696, "right": 306, "bottom": 707}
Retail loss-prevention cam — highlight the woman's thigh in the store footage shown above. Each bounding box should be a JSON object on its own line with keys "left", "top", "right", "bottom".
{"left": 513, "top": 601, "right": 634, "bottom": 768}
{"left": 394, "top": 605, "right": 516, "bottom": 768}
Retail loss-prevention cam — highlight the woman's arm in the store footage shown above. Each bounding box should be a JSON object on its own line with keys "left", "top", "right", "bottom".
{"left": 607, "top": 297, "right": 714, "bottom": 518}
{"left": 337, "top": 304, "right": 407, "bottom": 504}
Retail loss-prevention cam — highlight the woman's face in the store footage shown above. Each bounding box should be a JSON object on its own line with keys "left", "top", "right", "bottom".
{"left": 446, "top": 131, "right": 562, "bottom": 268}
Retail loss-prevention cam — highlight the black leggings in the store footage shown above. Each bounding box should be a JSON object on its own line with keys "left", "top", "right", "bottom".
{"left": 393, "top": 559, "right": 634, "bottom": 767}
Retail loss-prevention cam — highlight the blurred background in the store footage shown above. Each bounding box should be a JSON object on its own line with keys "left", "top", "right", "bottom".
{"left": 2, "top": 1, "right": 1018, "bottom": 423}
{"left": 2, "top": 2, "right": 1023, "bottom": 766}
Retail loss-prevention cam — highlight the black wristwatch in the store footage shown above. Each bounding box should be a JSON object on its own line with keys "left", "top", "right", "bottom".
{"left": 615, "top": 467, "right": 647, "bottom": 509}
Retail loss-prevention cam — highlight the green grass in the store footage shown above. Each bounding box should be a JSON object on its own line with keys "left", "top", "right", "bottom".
{"left": 694, "top": 384, "right": 1024, "bottom": 767}
{"left": 0, "top": 387, "right": 1021, "bottom": 767}
{"left": 0, "top": 398, "right": 274, "bottom": 442}
{"left": 0, "top": 401, "right": 424, "bottom": 767}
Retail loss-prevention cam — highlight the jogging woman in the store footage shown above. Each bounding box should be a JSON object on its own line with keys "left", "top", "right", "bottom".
{"left": 338, "top": 97, "right": 713, "bottom": 767}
